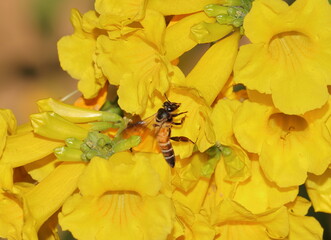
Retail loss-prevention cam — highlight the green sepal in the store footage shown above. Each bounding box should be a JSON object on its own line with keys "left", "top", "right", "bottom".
{"left": 80, "top": 131, "right": 113, "bottom": 161}
{"left": 100, "top": 100, "right": 123, "bottom": 116}
{"left": 220, "top": 144, "right": 251, "bottom": 182}
{"left": 54, "top": 146, "right": 84, "bottom": 162}
{"left": 101, "top": 111, "right": 123, "bottom": 122}
{"left": 30, "top": 112, "right": 89, "bottom": 140}
{"left": 201, "top": 146, "right": 222, "bottom": 178}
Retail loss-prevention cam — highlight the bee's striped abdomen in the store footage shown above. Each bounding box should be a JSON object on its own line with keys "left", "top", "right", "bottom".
{"left": 156, "top": 125, "right": 175, "bottom": 168}
{"left": 158, "top": 140, "right": 175, "bottom": 167}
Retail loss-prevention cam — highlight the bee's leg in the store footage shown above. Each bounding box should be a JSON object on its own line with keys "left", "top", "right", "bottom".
{"left": 171, "top": 111, "right": 187, "bottom": 117}
{"left": 170, "top": 136, "right": 194, "bottom": 143}
{"left": 172, "top": 116, "right": 186, "bottom": 126}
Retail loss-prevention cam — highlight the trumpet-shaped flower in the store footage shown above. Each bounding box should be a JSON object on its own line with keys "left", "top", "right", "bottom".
{"left": 186, "top": 32, "right": 240, "bottom": 105}
{"left": 233, "top": 99, "right": 331, "bottom": 187}
{"left": 234, "top": 0, "right": 331, "bottom": 114}
{"left": 59, "top": 152, "right": 175, "bottom": 240}
{"left": 24, "top": 162, "right": 86, "bottom": 232}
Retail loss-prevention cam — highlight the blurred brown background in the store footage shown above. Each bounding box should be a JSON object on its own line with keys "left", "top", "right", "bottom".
{"left": 0, "top": 0, "right": 93, "bottom": 124}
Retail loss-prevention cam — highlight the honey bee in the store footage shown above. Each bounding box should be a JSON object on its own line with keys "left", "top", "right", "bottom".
{"left": 124, "top": 97, "right": 191, "bottom": 167}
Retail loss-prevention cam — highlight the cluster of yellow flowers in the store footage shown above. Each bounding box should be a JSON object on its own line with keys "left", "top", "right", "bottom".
{"left": 1, "top": 0, "right": 331, "bottom": 239}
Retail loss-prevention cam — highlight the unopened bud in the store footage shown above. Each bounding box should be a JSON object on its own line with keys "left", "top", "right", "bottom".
{"left": 54, "top": 146, "right": 83, "bottom": 162}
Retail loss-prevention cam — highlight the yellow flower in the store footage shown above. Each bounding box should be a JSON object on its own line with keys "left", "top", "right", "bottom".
{"left": 306, "top": 168, "right": 331, "bottom": 213}
{"left": 0, "top": 191, "right": 24, "bottom": 239}
{"left": 171, "top": 201, "right": 215, "bottom": 240}
{"left": 214, "top": 154, "right": 298, "bottom": 214}
{"left": 211, "top": 98, "right": 251, "bottom": 182}
{"left": 233, "top": 98, "right": 331, "bottom": 187}
{"left": 164, "top": 12, "right": 214, "bottom": 61}
{"left": 172, "top": 153, "right": 212, "bottom": 211}
{"left": 148, "top": 0, "right": 223, "bottom": 15}
{"left": 96, "top": 9, "right": 179, "bottom": 114}
{"left": 186, "top": 31, "right": 240, "bottom": 106}
{"left": 0, "top": 109, "right": 16, "bottom": 157}
{"left": 59, "top": 152, "right": 175, "bottom": 240}
{"left": 24, "top": 162, "right": 86, "bottom": 235}
{"left": 58, "top": 0, "right": 148, "bottom": 99}
{"left": 210, "top": 199, "right": 289, "bottom": 239}
{"left": 138, "top": 87, "right": 215, "bottom": 159}
{"left": 57, "top": 9, "right": 107, "bottom": 98}
{"left": 286, "top": 197, "right": 323, "bottom": 240}
{"left": 234, "top": 0, "right": 331, "bottom": 114}
{"left": 94, "top": 0, "right": 147, "bottom": 23}
{"left": 24, "top": 154, "right": 59, "bottom": 182}
{"left": 170, "top": 153, "right": 217, "bottom": 240}
{"left": 0, "top": 125, "right": 62, "bottom": 169}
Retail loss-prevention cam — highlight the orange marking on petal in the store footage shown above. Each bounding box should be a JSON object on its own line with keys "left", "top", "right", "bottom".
{"left": 74, "top": 83, "right": 108, "bottom": 110}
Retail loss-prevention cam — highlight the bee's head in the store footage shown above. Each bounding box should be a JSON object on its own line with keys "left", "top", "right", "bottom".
{"left": 163, "top": 101, "right": 180, "bottom": 112}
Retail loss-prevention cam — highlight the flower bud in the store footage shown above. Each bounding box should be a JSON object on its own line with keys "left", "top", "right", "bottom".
{"left": 54, "top": 146, "right": 83, "bottom": 162}
{"left": 30, "top": 112, "right": 89, "bottom": 140}
{"left": 65, "top": 137, "right": 83, "bottom": 149}
{"left": 37, "top": 98, "right": 122, "bottom": 123}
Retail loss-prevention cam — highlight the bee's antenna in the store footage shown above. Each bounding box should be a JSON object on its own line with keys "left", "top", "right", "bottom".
{"left": 164, "top": 93, "right": 171, "bottom": 103}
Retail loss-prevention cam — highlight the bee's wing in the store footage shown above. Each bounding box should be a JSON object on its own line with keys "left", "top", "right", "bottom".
{"left": 122, "top": 113, "right": 160, "bottom": 153}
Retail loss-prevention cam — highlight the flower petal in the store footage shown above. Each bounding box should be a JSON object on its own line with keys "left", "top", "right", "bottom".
{"left": 59, "top": 152, "right": 174, "bottom": 240}
{"left": 95, "top": 0, "right": 147, "bottom": 22}
{"left": 234, "top": 0, "right": 331, "bottom": 114}
{"left": 233, "top": 101, "right": 275, "bottom": 154}
{"left": 57, "top": 9, "right": 106, "bottom": 98}
{"left": 187, "top": 32, "right": 240, "bottom": 105}
{"left": 1, "top": 131, "right": 62, "bottom": 167}
{"left": 0, "top": 109, "right": 17, "bottom": 157}
{"left": 78, "top": 153, "right": 162, "bottom": 197}
{"left": 211, "top": 98, "right": 241, "bottom": 146}
{"left": 287, "top": 197, "right": 323, "bottom": 240}
{"left": 24, "top": 162, "right": 86, "bottom": 230}
{"left": 306, "top": 169, "right": 331, "bottom": 213}
{"left": 165, "top": 12, "right": 212, "bottom": 61}
{"left": 147, "top": 0, "right": 223, "bottom": 15}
